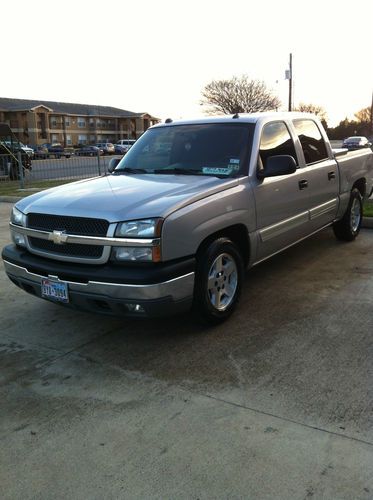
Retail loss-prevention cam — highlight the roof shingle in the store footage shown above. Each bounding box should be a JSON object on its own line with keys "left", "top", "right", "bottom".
{"left": 0, "top": 97, "right": 154, "bottom": 119}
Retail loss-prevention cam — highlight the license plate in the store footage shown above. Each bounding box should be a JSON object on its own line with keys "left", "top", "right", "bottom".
{"left": 41, "top": 278, "right": 69, "bottom": 303}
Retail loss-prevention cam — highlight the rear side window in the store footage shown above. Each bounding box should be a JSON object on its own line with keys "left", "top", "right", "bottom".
{"left": 293, "top": 119, "right": 328, "bottom": 164}
{"left": 259, "top": 121, "right": 297, "bottom": 169}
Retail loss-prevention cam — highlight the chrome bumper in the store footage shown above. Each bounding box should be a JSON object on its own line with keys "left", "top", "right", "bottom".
{"left": 3, "top": 260, "right": 195, "bottom": 316}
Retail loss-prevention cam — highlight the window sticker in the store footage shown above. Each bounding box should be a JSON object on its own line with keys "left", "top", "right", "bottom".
{"left": 202, "top": 167, "right": 234, "bottom": 175}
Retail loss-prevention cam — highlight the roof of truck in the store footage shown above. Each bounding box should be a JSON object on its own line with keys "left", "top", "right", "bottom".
{"left": 152, "top": 112, "right": 319, "bottom": 128}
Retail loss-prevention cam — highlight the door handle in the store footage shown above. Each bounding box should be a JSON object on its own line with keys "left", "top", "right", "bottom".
{"left": 299, "top": 179, "right": 308, "bottom": 190}
{"left": 328, "top": 171, "right": 336, "bottom": 180}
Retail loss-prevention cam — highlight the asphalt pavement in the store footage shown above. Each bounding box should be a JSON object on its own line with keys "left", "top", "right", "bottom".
{"left": 0, "top": 201, "right": 372, "bottom": 499}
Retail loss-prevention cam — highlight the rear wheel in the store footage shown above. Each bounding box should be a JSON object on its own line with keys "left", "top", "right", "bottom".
{"left": 333, "top": 188, "right": 363, "bottom": 241}
{"left": 193, "top": 237, "right": 244, "bottom": 324}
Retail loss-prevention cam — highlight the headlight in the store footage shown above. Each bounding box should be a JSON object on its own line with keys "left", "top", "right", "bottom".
{"left": 113, "top": 218, "right": 163, "bottom": 262}
{"left": 115, "top": 218, "right": 162, "bottom": 238}
{"left": 11, "top": 207, "right": 26, "bottom": 226}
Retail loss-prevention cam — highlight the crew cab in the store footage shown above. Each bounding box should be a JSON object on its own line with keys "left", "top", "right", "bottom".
{"left": 2, "top": 113, "right": 373, "bottom": 323}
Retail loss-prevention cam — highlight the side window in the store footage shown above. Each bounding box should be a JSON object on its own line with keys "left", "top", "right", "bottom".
{"left": 293, "top": 119, "right": 328, "bottom": 164}
{"left": 259, "top": 121, "right": 297, "bottom": 170}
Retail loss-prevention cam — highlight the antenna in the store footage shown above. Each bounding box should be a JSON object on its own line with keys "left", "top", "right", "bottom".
{"left": 288, "top": 53, "right": 293, "bottom": 111}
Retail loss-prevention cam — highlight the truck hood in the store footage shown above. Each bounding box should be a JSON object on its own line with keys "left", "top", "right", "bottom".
{"left": 17, "top": 174, "right": 239, "bottom": 222}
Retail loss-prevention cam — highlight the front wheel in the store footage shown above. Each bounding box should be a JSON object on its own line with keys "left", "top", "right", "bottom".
{"left": 333, "top": 188, "right": 363, "bottom": 241}
{"left": 193, "top": 237, "right": 244, "bottom": 324}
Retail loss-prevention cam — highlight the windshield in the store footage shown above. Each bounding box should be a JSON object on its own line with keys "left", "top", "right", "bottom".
{"left": 114, "top": 123, "right": 254, "bottom": 177}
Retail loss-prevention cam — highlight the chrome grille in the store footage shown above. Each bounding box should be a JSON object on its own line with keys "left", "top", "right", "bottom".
{"left": 27, "top": 213, "right": 109, "bottom": 260}
{"left": 29, "top": 238, "right": 103, "bottom": 258}
{"left": 27, "top": 213, "right": 109, "bottom": 236}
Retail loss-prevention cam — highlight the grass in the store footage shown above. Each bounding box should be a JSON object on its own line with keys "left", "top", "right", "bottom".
{"left": 0, "top": 179, "right": 74, "bottom": 198}
{"left": 1, "top": 178, "right": 373, "bottom": 218}
{"left": 364, "top": 200, "right": 373, "bottom": 217}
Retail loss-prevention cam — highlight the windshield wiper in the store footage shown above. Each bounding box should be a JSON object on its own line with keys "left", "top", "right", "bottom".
{"left": 115, "top": 167, "right": 148, "bottom": 174}
{"left": 153, "top": 168, "right": 203, "bottom": 175}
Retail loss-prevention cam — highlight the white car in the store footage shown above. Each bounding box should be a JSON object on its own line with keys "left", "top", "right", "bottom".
{"left": 20, "top": 143, "right": 35, "bottom": 158}
{"left": 116, "top": 139, "right": 136, "bottom": 152}
{"left": 342, "top": 136, "right": 371, "bottom": 150}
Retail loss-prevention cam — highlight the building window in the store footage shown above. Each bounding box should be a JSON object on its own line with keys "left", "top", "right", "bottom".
{"left": 65, "top": 117, "right": 70, "bottom": 127}
{"left": 50, "top": 117, "right": 57, "bottom": 127}
{"left": 66, "top": 135, "right": 72, "bottom": 145}
{"left": 89, "top": 135, "right": 96, "bottom": 144}
{"left": 51, "top": 134, "right": 59, "bottom": 143}
{"left": 78, "top": 134, "right": 87, "bottom": 145}
{"left": 78, "top": 118, "right": 86, "bottom": 128}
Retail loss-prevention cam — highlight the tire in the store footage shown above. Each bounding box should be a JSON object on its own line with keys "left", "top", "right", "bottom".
{"left": 333, "top": 188, "right": 363, "bottom": 241}
{"left": 193, "top": 237, "right": 244, "bottom": 324}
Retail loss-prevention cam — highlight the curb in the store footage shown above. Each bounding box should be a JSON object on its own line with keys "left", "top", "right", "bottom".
{"left": 362, "top": 217, "right": 373, "bottom": 229}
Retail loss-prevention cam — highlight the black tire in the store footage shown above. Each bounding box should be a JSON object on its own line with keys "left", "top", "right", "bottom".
{"left": 333, "top": 188, "right": 363, "bottom": 241}
{"left": 193, "top": 237, "right": 244, "bottom": 324}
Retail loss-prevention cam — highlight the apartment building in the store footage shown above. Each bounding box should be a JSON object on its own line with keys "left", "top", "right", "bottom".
{"left": 0, "top": 97, "right": 160, "bottom": 146}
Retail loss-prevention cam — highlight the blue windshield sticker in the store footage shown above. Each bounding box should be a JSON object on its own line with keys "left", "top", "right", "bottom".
{"left": 229, "top": 159, "right": 240, "bottom": 164}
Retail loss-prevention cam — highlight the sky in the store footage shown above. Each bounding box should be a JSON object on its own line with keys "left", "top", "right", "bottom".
{"left": 2, "top": 0, "right": 372, "bottom": 127}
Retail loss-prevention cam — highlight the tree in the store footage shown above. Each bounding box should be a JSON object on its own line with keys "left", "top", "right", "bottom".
{"left": 294, "top": 102, "right": 328, "bottom": 129}
{"left": 328, "top": 105, "right": 373, "bottom": 139}
{"left": 201, "top": 75, "right": 281, "bottom": 115}
{"left": 354, "top": 106, "right": 371, "bottom": 124}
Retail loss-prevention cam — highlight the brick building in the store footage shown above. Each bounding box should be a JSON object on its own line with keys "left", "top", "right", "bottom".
{"left": 0, "top": 97, "right": 160, "bottom": 146}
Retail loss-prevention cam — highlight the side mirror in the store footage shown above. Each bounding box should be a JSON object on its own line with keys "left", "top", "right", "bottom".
{"left": 257, "top": 155, "right": 297, "bottom": 180}
{"left": 108, "top": 157, "right": 121, "bottom": 173}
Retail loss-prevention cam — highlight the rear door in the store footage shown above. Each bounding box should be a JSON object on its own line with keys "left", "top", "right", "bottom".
{"left": 292, "top": 119, "right": 339, "bottom": 231}
{"left": 254, "top": 120, "right": 314, "bottom": 261}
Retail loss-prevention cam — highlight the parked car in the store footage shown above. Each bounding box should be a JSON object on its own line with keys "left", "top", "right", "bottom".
{"left": 3, "top": 140, "right": 34, "bottom": 159}
{"left": 116, "top": 139, "right": 136, "bottom": 152}
{"left": 32, "top": 145, "right": 49, "bottom": 159}
{"left": 342, "top": 136, "right": 372, "bottom": 150}
{"left": 3, "top": 113, "right": 373, "bottom": 323}
{"left": 19, "top": 143, "right": 34, "bottom": 158}
{"left": 96, "top": 142, "right": 115, "bottom": 155}
{"left": 76, "top": 145, "right": 104, "bottom": 156}
{"left": 40, "top": 143, "right": 72, "bottom": 159}
{"left": 0, "top": 123, "right": 32, "bottom": 179}
{"left": 114, "top": 144, "right": 127, "bottom": 155}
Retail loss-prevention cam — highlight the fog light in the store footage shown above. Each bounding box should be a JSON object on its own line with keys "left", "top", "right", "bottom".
{"left": 112, "top": 246, "right": 153, "bottom": 262}
{"left": 126, "top": 303, "right": 145, "bottom": 313}
{"left": 11, "top": 232, "right": 26, "bottom": 247}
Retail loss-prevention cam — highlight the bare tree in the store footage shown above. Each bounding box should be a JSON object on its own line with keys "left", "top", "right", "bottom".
{"left": 294, "top": 102, "right": 328, "bottom": 129}
{"left": 201, "top": 75, "right": 281, "bottom": 115}
{"left": 294, "top": 102, "right": 327, "bottom": 121}
{"left": 354, "top": 106, "right": 372, "bottom": 124}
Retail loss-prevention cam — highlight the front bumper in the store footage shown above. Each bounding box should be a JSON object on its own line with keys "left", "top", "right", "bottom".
{"left": 2, "top": 244, "right": 195, "bottom": 318}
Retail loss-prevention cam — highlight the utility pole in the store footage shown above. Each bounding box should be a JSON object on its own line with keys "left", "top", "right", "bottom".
{"left": 371, "top": 90, "right": 373, "bottom": 136}
{"left": 288, "top": 53, "right": 293, "bottom": 112}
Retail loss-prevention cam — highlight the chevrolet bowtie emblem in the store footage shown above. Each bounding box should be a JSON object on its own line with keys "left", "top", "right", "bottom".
{"left": 49, "top": 230, "right": 68, "bottom": 245}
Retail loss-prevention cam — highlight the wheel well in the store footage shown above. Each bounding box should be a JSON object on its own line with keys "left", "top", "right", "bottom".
{"left": 352, "top": 178, "right": 366, "bottom": 198}
{"left": 196, "top": 224, "right": 250, "bottom": 265}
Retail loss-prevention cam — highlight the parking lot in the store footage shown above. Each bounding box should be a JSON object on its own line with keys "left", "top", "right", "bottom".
{"left": 1, "top": 201, "right": 373, "bottom": 499}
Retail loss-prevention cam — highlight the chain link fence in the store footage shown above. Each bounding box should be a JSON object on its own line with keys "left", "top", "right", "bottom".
{"left": 0, "top": 151, "right": 120, "bottom": 192}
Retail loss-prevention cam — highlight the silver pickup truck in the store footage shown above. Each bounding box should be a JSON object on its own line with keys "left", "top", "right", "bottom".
{"left": 2, "top": 112, "right": 373, "bottom": 323}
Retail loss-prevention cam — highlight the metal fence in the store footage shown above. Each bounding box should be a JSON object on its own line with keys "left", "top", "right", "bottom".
{"left": 0, "top": 151, "right": 119, "bottom": 191}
